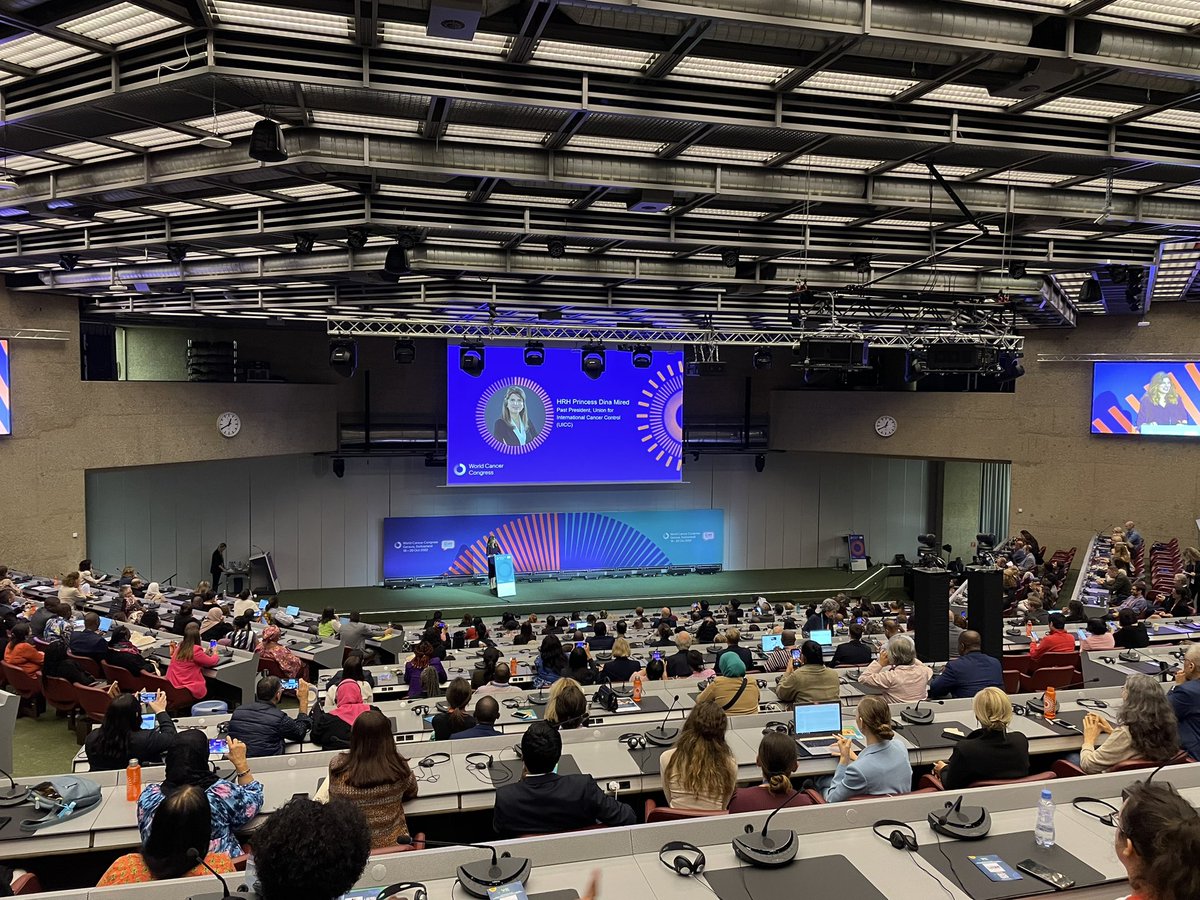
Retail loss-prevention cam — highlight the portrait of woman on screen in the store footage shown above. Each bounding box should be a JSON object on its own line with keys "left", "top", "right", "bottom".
{"left": 493, "top": 386, "right": 539, "bottom": 446}
{"left": 1135, "top": 371, "right": 1185, "bottom": 430}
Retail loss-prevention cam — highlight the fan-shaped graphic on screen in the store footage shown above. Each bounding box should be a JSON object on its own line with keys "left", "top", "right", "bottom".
{"left": 0, "top": 339, "right": 9, "bottom": 436}
{"left": 445, "top": 513, "right": 561, "bottom": 575}
{"left": 561, "top": 512, "right": 671, "bottom": 570}
{"left": 635, "top": 362, "right": 684, "bottom": 472}
{"left": 474, "top": 378, "right": 554, "bottom": 454}
{"left": 848, "top": 536, "right": 866, "bottom": 559}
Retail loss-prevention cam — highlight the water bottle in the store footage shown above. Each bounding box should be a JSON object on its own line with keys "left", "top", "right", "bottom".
{"left": 1035, "top": 788, "right": 1056, "bottom": 848}
{"left": 125, "top": 759, "right": 141, "bottom": 801}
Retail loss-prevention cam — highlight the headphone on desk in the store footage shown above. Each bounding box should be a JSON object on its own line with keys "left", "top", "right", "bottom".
{"left": 411, "top": 705, "right": 430, "bottom": 716}
{"left": 659, "top": 841, "right": 706, "bottom": 877}
{"left": 375, "top": 881, "right": 428, "bottom": 900}
{"left": 501, "top": 698, "right": 524, "bottom": 710}
{"left": 465, "top": 752, "right": 493, "bottom": 770}
{"left": 619, "top": 732, "right": 648, "bottom": 750}
{"left": 872, "top": 819, "right": 919, "bottom": 852}
{"left": 762, "top": 720, "right": 794, "bottom": 735}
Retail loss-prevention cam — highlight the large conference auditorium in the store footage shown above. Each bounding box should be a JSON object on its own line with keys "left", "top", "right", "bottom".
{"left": 3, "top": 0, "right": 1200, "bottom": 897}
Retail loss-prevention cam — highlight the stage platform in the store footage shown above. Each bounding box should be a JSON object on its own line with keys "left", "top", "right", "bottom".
{"left": 278, "top": 565, "right": 896, "bottom": 624}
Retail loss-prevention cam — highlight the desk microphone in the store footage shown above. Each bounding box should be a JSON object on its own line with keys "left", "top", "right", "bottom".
{"left": 900, "top": 698, "right": 943, "bottom": 726}
{"left": 645, "top": 694, "right": 682, "bottom": 746}
{"left": 396, "top": 838, "right": 530, "bottom": 898}
{"left": 0, "top": 766, "right": 25, "bottom": 805}
{"left": 187, "top": 847, "right": 231, "bottom": 898}
{"left": 732, "top": 787, "right": 800, "bottom": 867}
{"left": 928, "top": 793, "right": 991, "bottom": 841}
{"left": 1026, "top": 677, "right": 1101, "bottom": 715}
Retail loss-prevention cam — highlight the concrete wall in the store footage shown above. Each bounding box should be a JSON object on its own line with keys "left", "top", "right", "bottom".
{"left": 942, "top": 461, "right": 983, "bottom": 562}
{"left": 0, "top": 290, "right": 338, "bottom": 577}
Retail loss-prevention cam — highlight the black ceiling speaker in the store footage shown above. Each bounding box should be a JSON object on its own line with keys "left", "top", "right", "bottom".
{"left": 248, "top": 120, "right": 288, "bottom": 162}
{"left": 329, "top": 339, "right": 358, "bottom": 378}
{"left": 385, "top": 244, "right": 411, "bottom": 275}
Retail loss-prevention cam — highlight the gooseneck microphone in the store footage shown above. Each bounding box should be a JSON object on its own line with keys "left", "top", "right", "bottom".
{"left": 0, "top": 766, "right": 26, "bottom": 805}
{"left": 900, "top": 697, "right": 944, "bottom": 726}
{"left": 731, "top": 787, "right": 800, "bottom": 867}
{"left": 187, "top": 847, "right": 231, "bottom": 898}
{"left": 645, "top": 694, "right": 682, "bottom": 747}
{"left": 397, "top": 838, "right": 531, "bottom": 897}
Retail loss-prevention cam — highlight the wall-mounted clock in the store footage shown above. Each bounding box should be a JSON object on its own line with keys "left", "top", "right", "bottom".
{"left": 217, "top": 411, "right": 241, "bottom": 438}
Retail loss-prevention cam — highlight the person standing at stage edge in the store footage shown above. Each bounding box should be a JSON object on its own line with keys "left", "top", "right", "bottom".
{"left": 486, "top": 535, "right": 502, "bottom": 590}
{"left": 210, "top": 543, "right": 227, "bottom": 593}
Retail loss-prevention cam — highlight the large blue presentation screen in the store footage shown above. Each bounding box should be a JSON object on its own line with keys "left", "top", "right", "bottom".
{"left": 1091, "top": 361, "right": 1200, "bottom": 437}
{"left": 446, "top": 344, "right": 685, "bottom": 485}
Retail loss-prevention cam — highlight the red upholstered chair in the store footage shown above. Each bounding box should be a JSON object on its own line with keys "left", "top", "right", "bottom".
{"left": 1031, "top": 652, "right": 1080, "bottom": 673}
{"left": 1052, "top": 751, "right": 1192, "bottom": 779}
{"left": 139, "top": 671, "right": 195, "bottom": 714}
{"left": 257, "top": 654, "right": 286, "bottom": 679}
{"left": 1002, "top": 656, "right": 1031, "bottom": 675}
{"left": 102, "top": 660, "right": 146, "bottom": 693}
{"left": 11, "top": 872, "right": 43, "bottom": 894}
{"left": 1019, "top": 666, "right": 1077, "bottom": 693}
{"left": 369, "top": 833, "right": 427, "bottom": 856}
{"left": 644, "top": 799, "right": 730, "bottom": 822}
{"left": 843, "top": 787, "right": 939, "bottom": 801}
{"left": 1002, "top": 670, "right": 1022, "bottom": 694}
{"left": 0, "top": 662, "right": 43, "bottom": 717}
{"left": 41, "top": 675, "right": 82, "bottom": 726}
{"left": 727, "top": 786, "right": 825, "bottom": 813}
{"left": 76, "top": 683, "right": 114, "bottom": 724}
{"left": 919, "top": 771, "right": 1055, "bottom": 791}
{"left": 68, "top": 652, "right": 103, "bottom": 679}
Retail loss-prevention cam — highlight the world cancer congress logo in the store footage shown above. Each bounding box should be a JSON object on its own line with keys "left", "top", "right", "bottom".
{"left": 637, "top": 361, "right": 684, "bottom": 473}
{"left": 474, "top": 377, "right": 555, "bottom": 455}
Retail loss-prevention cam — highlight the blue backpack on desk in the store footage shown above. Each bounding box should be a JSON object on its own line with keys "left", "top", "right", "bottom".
{"left": 19, "top": 777, "right": 102, "bottom": 832}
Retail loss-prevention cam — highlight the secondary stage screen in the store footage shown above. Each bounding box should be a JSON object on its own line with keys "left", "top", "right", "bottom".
{"left": 0, "top": 339, "right": 9, "bottom": 436}
{"left": 446, "top": 344, "right": 685, "bottom": 485}
{"left": 1091, "top": 361, "right": 1200, "bottom": 437}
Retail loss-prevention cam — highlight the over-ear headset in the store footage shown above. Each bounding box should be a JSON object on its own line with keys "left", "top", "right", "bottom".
{"left": 375, "top": 881, "right": 428, "bottom": 900}
{"left": 872, "top": 819, "right": 919, "bottom": 852}
{"left": 502, "top": 698, "right": 522, "bottom": 709}
{"left": 659, "top": 841, "right": 706, "bottom": 877}
{"left": 619, "top": 732, "right": 647, "bottom": 749}
{"left": 417, "top": 752, "right": 450, "bottom": 768}
{"left": 762, "top": 720, "right": 794, "bottom": 735}
{"left": 411, "top": 705, "right": 429, "bottom": 716}
{"left": 465, "top": 752, "right": 493, "bottom": 770}
{"left": 756, "top": 679, "right": 768, "bottom": 690}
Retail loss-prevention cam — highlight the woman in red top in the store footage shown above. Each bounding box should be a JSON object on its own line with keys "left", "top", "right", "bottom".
{"left": 166, "top": 622, "right": 219, "bottom": 701}
{"left": 3, "top": 623, "right": 44, "bottom": 675}
{"left": 1114, "top": 779, "right": 1200, "bottom": 900}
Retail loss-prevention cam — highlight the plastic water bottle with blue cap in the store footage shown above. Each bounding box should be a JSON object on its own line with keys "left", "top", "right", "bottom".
{"left": 1035, "top": 788, "right": 1056, "bottom": 847}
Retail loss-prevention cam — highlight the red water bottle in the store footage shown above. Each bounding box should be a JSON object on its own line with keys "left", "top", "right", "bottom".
{"left": 126, "top": 759, "right": 141, "bottom": 801}
{"left": 632, "top": 673, "right": 643, "bottom": 703}
{"left": 1043, "top": 686, "right": 1057, "bottom": 721}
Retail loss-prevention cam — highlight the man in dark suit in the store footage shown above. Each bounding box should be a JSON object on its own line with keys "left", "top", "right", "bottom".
{"left": 69, "top": 612, "right": 109, "bottom": 665}
{"left": 494, "top": 723, "right": 635, "bottom": 836}
{"left": 666, "top": 631, "right": 694, "bottom": 678}
{"left": 586, "top": 621, "right": 615, "bottom": 652}
{"left": 829, "top": 623, "right": 874, "bottom": 667}
{"left": 928, "top": 630, "right": 1003, "bottom": 699}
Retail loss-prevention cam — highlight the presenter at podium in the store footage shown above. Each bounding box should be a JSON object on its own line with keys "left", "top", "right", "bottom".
{"left": 486, "top": 534, "right": 502, "bottom": 589}
{"left": 210, "top": 542, "right": 227, "bottom": 592}
{"left": 1135, "top": 372, "right": 1185, "bottom": 431}
{"left": 493, "top": 386, "right": 539, "bottom": 446}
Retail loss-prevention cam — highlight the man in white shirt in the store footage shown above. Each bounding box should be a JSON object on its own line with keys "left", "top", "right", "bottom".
{"left": 474, "top": 663, "right": 523, "bottom": 695}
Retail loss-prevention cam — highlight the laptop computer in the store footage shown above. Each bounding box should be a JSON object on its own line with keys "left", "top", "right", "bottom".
{"left": 761, "top": 634, "right": 782, "bottom": 652}
{"left": 794, "top": 701, "right": 855, "bottom": 757}
{"left": 285, "top": 605, "right": 300, "bottom": 617}
{"left": 809, "top": 629, "right": 833, "bottom": 648}
{"left": 98, "top": 616, "right": 112, "bottom": 633}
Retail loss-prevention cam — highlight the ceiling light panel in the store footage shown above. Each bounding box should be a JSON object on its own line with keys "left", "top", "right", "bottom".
{"left": 2, "top": 155, "right": 61, "bottom": 175}
{"left": 381, "top": 22, "right": 508, "bottom": 57}
{"left": 52, "top": 142, "right": 130, "bottom": 163}
{"left": 800, "top": 72, "right": 919, "bottom": 99}
{"left": 683, "top": 207, "right": 767, "bottom": 218}
{"left": 1031, "top": 97, "right": 1142, "bottom": 120}
{"left": 774, "top": 213, "right": 857, "bottom": 225}
{"left": 893, "top": 163, "right": 980, "bottom": 177}
{"left": 913, "top": 83, "right": 1010, "bottom": 110}
{"left": 93, "top": 209, "right": 154, "bottom": 221}
{"left": 183, "top": 110, "right": 261, "bottom": 136}
{"left": 444, "top": 124, "right": 545, "bottom": 146}
{"left": 489, "top": 193, "right": 573, "bottom": 207}
{"left": 209, "top": 193, "right": 280, "bottom": 208}
{"left": 1139, "top": 109, "right": 1200, "bottom": 130}
{"left": 111, "top": 126, "right": 195, "bottom": 150}
{"left": 144, "top": 202, "right": 209, "bottom": 214}
{"left": 567, "top": 136, "right": 663, "bottom": 154}
{"left": 533, "top": 41, "right": 652, "bottom": 73}
{"left": 211, "top": 1, "right": 351, "bottom": 40}
{"left": 60, "top": 3, "right": 183, "bottom": 46}
{"left": 669, "top": 58, "right": 790, "bottom": 87}
{"left": 274, "top": 184, "right": 356, "bottom": 199}
{"left": 378, "top": 185, "right": 470, "bottom": 201}
{"left": 1157, "top": 185, "right": 1200, "bottom": 199}
{"left": 312, "top": 111, "right": 421, "bottom": 135}
{"left": 1072, "top": 177, "right": 1161, "bottom": 191}
{"left": 783, "top": 155, "right": 883, "bottom": 172}
{"left": 0, "top": 33, "right": 92, "bottom": 69}
{"left": 676, "top": 146, "right": 774, "bottom": 163}
{"left": 979, "top": 170, "right": 1067, "bottom": 185}
{"left": 1095, "top": 0, "right": 1200, "bottom": 25}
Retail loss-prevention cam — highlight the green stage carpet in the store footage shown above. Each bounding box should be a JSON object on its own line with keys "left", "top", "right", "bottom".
{"left": 279, "top": 565, "right": 892, "bottom": 624}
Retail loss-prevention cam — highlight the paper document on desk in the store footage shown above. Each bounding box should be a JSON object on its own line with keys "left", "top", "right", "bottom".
{"left": 614, "top": 699, "right": 641, "bottom": 713}
{"left": 129, "top": 632, "right": 156, "bottom": 649}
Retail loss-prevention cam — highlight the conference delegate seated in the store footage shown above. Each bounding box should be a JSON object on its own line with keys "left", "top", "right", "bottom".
{"left": 586, "top": 620, "right": 615, "bottom": 652}
{"left": 824, "top": 696, "right": 912, "bottom": 803}
{"left": 1080, "top": 674, "right": 1181, "bottom": 774}
{"left": 1029, "top": 613, "right": 1076, "bottom": 662}
{"left": 534, "top": 634, "right": 569, "bottom": 687}
{"left": 166, "top": 623, "right": 219, "bottom": 701}
{"left": 226, "top": 614, "right": 259, "bottom": 652}
{"left": 226, "top": 676, "right": 312, "bottom": 757}
{"left": 931, "top": 687, "right": 1029, "bottom": 789}
{"left": 928, "top": 630, "right": 1003, "bottom": 699}
{"left": 513, "top": 622, "right": 537, "bottom": 645}
{"left": 57, "top": 571, "right": 87, "bottom": 609}
{"left": 69, "top": 612, "right": 109, "bottom": 665}
{"left": 728, "top": 732, "right": 808, "bottom": 813}
{"left": 3, "top": 623, "right": 43, "bottom": 675}
{"left": 431, "top": 677, "right": 476, "bottom": 740}
{"left": 775, "top": 640, "right": 839, "bottom": 704}
{"left": 139, "top": 732, "right": 263, "bottom": 858}
{"left": 1112, "top": 608, "right": 1151, "bottom": 649}
{"left": 41, "top": 601, "right": 75, "bottom": 643}
{"left": 545, "top": 678, "right": 587, "bottom": 728}
{"left": 475, "top": 662, "right": 520, "bottom": 695}
{"left": 566, "top": 646, "right": 600, "bottom": 685}
{"left": 714, "top": 627, "right": 754, "bottom": 670}
{"left": 250, "top": 798, "right": 372, "bottom": 900}
{"left": 695, "top": 616, "right": 718, "bottom": 643}
{"left": 1080, "top": 617, "right": 1116, "bottom": 651}
{"left": 86, "top": 690, "right": 177, "bottom": 770}
{"left": 697, "top": 652, "right": 761, "bottom": 715}
{"left": 315, "top": 710, "right": 418, "bottom": 848}
{"left": 665, "top": 631, "right": 694, "bottom": 677}
{"left": 472, "top": 647, "right": 503, "bottom": 689}
{"left": 1169, "top": 645, "right": 1200, "bottom": 761}
{"left": 1113, "top": 780, "right": 1200, "bottom": 900}
{"left": 804, "top": 598, "right": 841, "bottom": 633}
{"left": 309, "top": 680, "right": 372, "bottom": 751}
{"left": 106, "top": 624, "right": 161, "bottom": 676}
{"left": 455, "top": 696, "right": 502, "bottom": 738}
{"left": 660, "top": 700, "right": 738, "bottom": 810}
{"left": 493, "top": 722, "right": 636, "bottom": 837}
{"left": 763, "top": 630, "right": 797, "bottom": 672}
{"left": 98, "top": 783, "right": 235, "bottom": 886}
{"left": 325, "top": 653, "right": 375, "bottom": 701}
{"left": 599, "top": 637, "right": 642, "bottom": 683}
{"left": 857, "top": 634, "right": 931, "bottom": 703}
{"left": 404, "top": 641, "right": 446, "bottom": 699}
{"left": 829, "top": 623, "right": 874, "bottom": 667}
{"left": 258, "top": 625, "right": 305, "bottom": 680}
{"left": 27, "top": 598, "right": 55, "bottom": 638}
{"left": 42, "top": 639, "right": 97, "bottom": 685}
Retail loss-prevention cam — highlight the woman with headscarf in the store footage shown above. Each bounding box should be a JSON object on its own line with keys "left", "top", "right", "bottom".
{"left": 310, "top": 680, "right": 373, "bottom": 750}
{"left": 137, "top": 731, "right": 263, "bottom": 858}
{"left": 404, "top": 640, "right": 446, "bottom": 699}
{"left": 199, "top": 606, "right": 232, "bottom": 642}
{"left": 258, "top": 625, "right": 304, "bottom": 680}
{"left": 696, "top": 651, "right": 760, "bottom": 715}
{"left": 144, "top": 582, "right": 167, "bottom": 606}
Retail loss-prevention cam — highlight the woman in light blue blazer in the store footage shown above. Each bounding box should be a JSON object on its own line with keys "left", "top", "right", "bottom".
{"left": 825, "top": 695, "right": 912, "bottom": 802}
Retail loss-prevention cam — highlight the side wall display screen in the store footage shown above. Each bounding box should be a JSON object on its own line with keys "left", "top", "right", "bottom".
{"left": 0, "top": 339, "right": 10, "bottom": 436}
{"left": 1092, "top": 361, "right": 1200, "bottom": 437}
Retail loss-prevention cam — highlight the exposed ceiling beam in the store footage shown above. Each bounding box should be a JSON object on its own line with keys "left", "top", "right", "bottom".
{"left": 571, "top": 186, "right": 610, "bottom": 211}
{"left": 469, "top": 177, "right": 498, "bottom": 204}
{"left": 129, "top": 0, "right": 208, "bottom": 27}
{"left": 1005, "top": 66, "right": 1120, "bottom": 115}
{"left": 1065, "top": 0, "right": 1120, "bottom": 15}
{"left": 0, "top": 11, "right": 111, "bottom": 55}
{"left": 420, "top": 97, "right": 452, "bottom": 140}
{"left": 771, "top": 36, "right": 863, "bottom": 93}
{"left": 1112, "top": 88, "right": 1200, "bottom": 126}
{"left": 763, "top": 136, "right": 833, "bottom": 169}
{"left": 657, "top": 123, "right": 716, "bottom": 160}
{"left": 892, "top": 52, "right": 994, "bottom": 104}
{"left": 506, "top": 0, "right": 559, "bottom": 65}
{"left": 352, "top": 0, "right": 380, "bottom": 47}
{"left": 643, "top": 18, "right": 712, "bottom": 79}
{"left": 543, "top": 109, "right": 590, "bottom": 151}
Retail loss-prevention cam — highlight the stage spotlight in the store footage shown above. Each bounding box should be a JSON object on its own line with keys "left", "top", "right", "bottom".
{"left": 852, "top": 254, "right": 872, "bottom": 274}
{"left": 166, "top": 242, "right": 189, "bottom": 265}
{"left": 332, "top": 458, "right": 345, "bottom": 478}
{"left": 523, "top": 341, "right": 545, "bottom": 366}
{"left": 997, "top": 351, "right": 1025, "bottom": 381}
{"left": 721, "top": 249, "right": 739, "bottom": 268}
{"left": 393, "top": 339, "right": 416, "bottom": 364}
{"left": 752, "top": 348, "right": 773, "bottom": 370}
{"left": 1079, "top": 277, "right": 1101, "bottom": 303}
{"left": 58, "top": 253, "right": 79, "bottom": 271}
{"left": 547, "top": 237, "right": 566, "bottom": 258}
{"left": 754, "top": 454, "right": 766, "bottom": 473}
{"left": 1008, "top": 260, "right": 1027, "bottom": 279}
{"left": 460, "top": 343, "right": 485, "bottom": 376}
{"left": 384, "top": 243, "right": 411, "bottom": 275}
{"left": 248, "top": 119, "right": 289, "bottom": 162}
{"left": 329, "top": 339, "right": 358, "bottom": 378}
{"left": 631, "top": 344, "right": 652, "bottom": 368}
{"left": 346, "top": 227, "right": 369, "bottom": 251}
{"left": 581, "top": 342, "right": 605, "bottom": 379}
{"left": 294, "top": 232, "right": 317, "bottom": 254}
